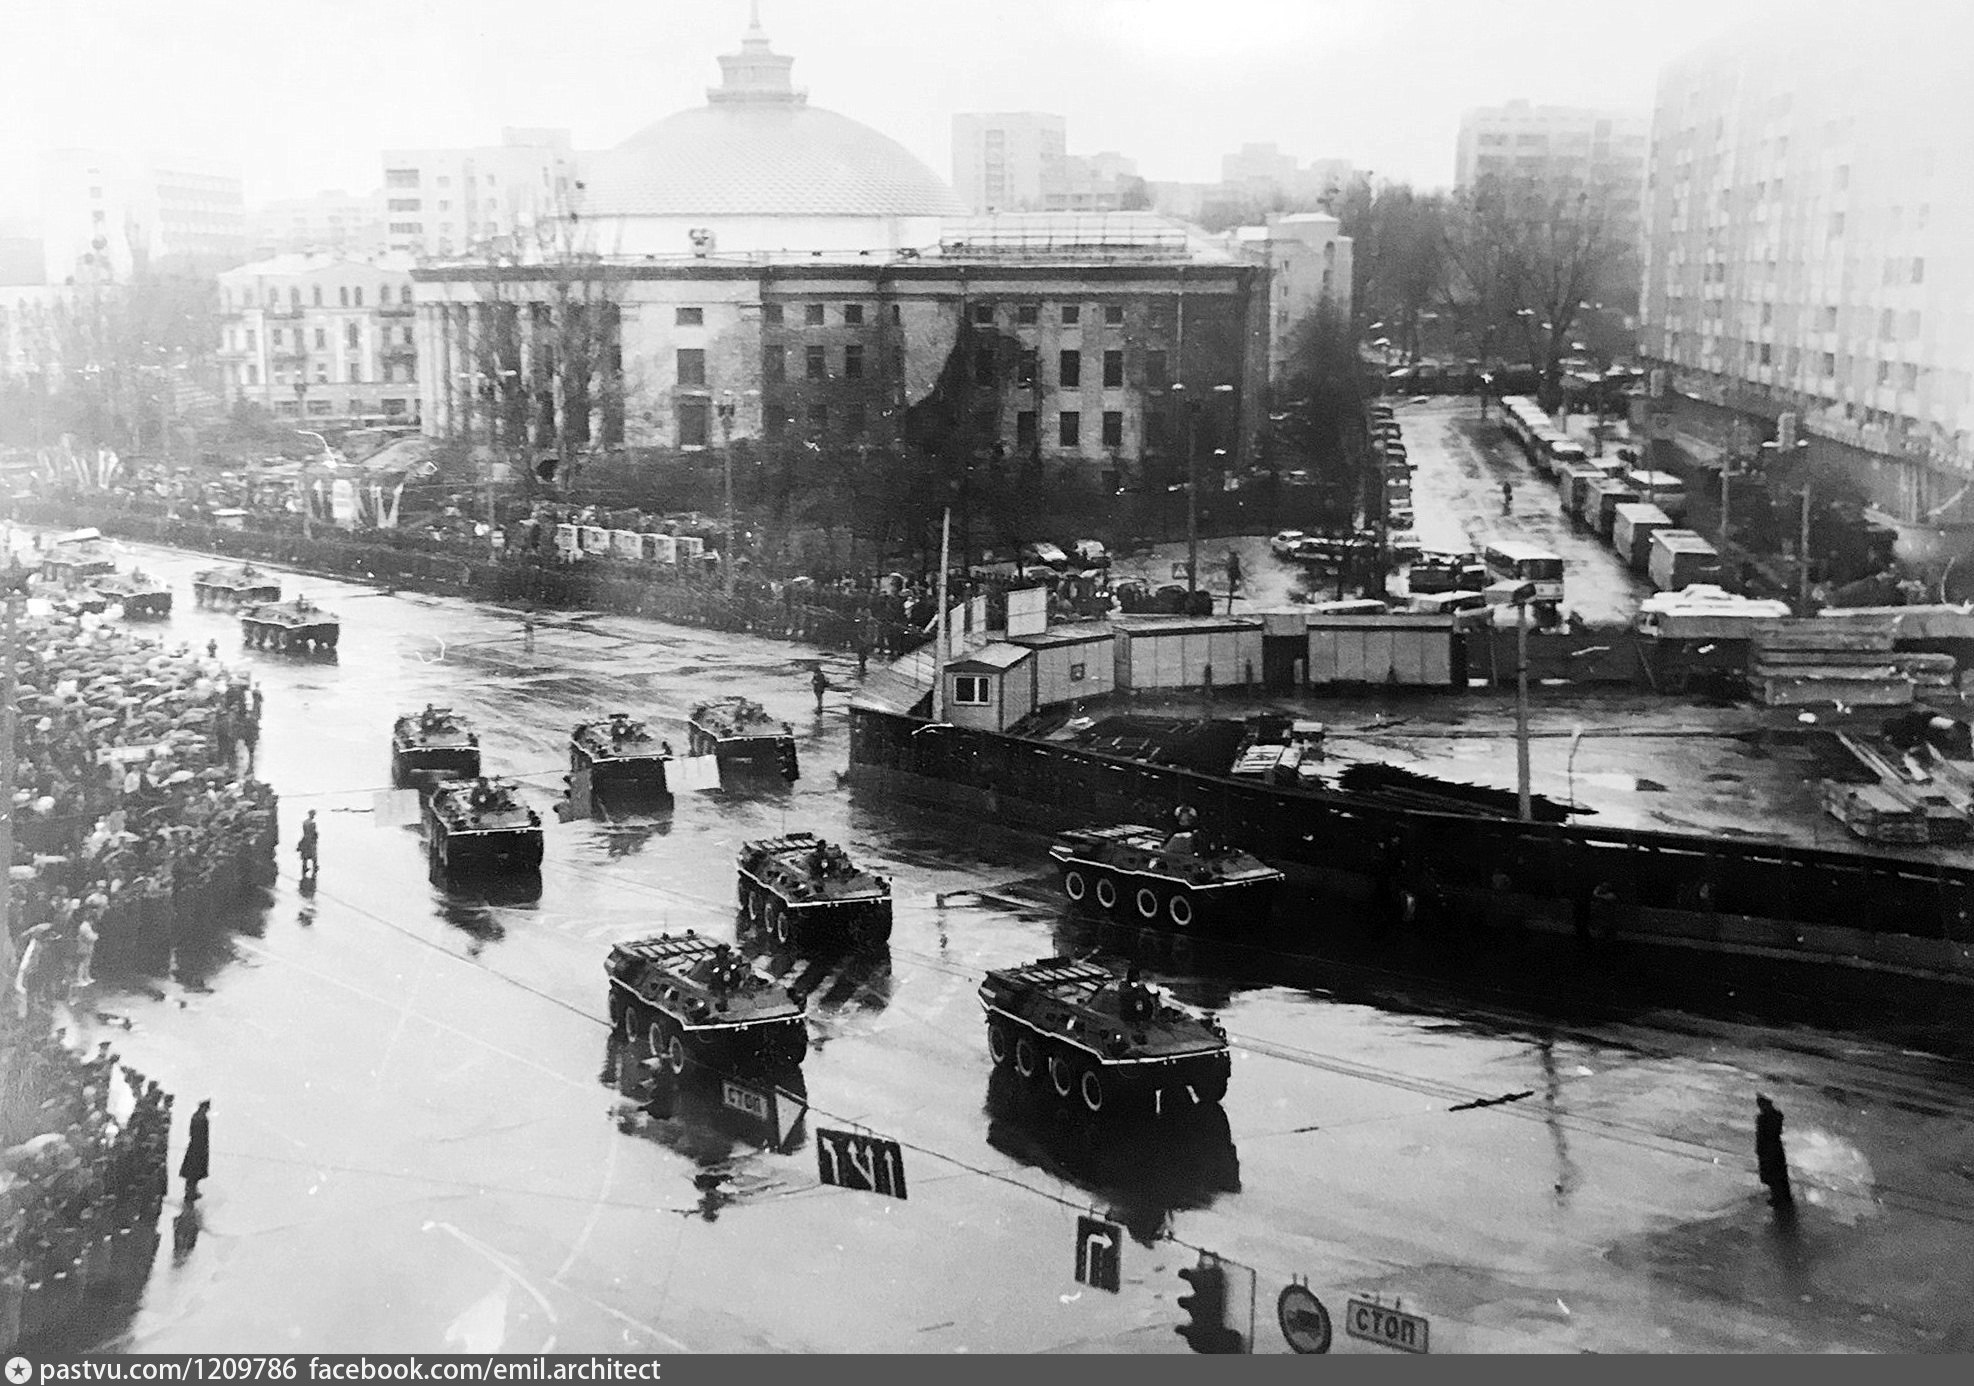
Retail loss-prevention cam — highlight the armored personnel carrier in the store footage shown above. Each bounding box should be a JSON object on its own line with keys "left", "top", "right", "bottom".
{"left": 978, "top": 957, "right": 1231, "bottom": 1117}
{"left": 39, "top": 542, "right": 117, "bottom": 587}
{"left": 241, "top": 596, "right": 339, "bottom": 653}
{"left": 570, "top": 712, "right": 672, "bottom": 797}
{"left": 688, "top": 696, "right": 797, "bottom": 779}
{"left": 393, "top": 705, "right": 482, "bottom": 787}
{"left": 193, "top": 564, "right": 281, "bottom": 609}
{"left": 1048, "top": 824, "right": 1282, "bottom": 930}
{"left": 425, "top": 777, "right": 543, "bottom": 873}
{"left": 606, "top": 931, "right": 808, "bottom": 1077}
{"left": 736, "top": 832, "right": 891, "bottom": 947}
{"left": 95, "top": 569, "right": 173, "bottom": 619}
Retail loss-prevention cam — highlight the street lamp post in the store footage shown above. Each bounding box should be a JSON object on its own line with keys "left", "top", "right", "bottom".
{"left": 1510, "top": 580, "right": 1538, "bottom": 821}
{"left": 717, "top": 392, "right": 738, "bottom": 596}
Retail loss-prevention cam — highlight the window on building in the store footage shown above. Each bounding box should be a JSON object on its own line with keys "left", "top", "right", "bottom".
{"left": 806, "top": 345, "right": 827, "bottom": 380}
{"left": 844, "top": 344, "right": 865, "bottom": 379}
{"left": 1016, "top": 411, "right": 1036, "bottom": 446}
{"left": 245, "top": 364, "right": 258, "bottom": 385}
{"left": 973, "top": 344, "right": 996, "bottom": 385}
{"left": 353, "top": 287, "right": 363, "bottom": 307}
{"left": 311, "top": 286, "right": 323, "bottom": 307}
{"left": 765, "top": 346, "right": 786, "bottom": 382}
{"left": 676, "top": 307, "right": 703, "bottom": 326}
{"left": 1820, "top": 306, "right": 1838, "bottom": 332}
{"left": 1146, "top": 349, "right": 1168, "bottom": 389}
{"left": 1016, "top": 349, "right": 1037, "bottom": 387}
{"left": 1149, "top": 304, "right": 1170, "bottom": 331}
{"left": 271, "top": 329, "right": 284, "bottom": 348}
{"left": 402, "top": 326, "right": 414, "bottom": 346}
{"left": 1059, "top": 351, "right": 1081, "bottom": 388}
{"left": 1104, "top": 305, "right": 1124, "bottom": 327}
{"left": 1912, "top": 258, "right": 1926, "bottom": 285}
{"left": 401, "top": 285, "right": 413, "bottom": 305}
{"left": 676, "top": 348, "right": 706, "bottom": 387}
{"left": 1016, "top": 304, "right": 1039, "bottom": 325}
{"left": 1821, "top": 352, "right": 1837, "bottom": 377}
{"left": 1904, "top": 310, "right": 1922, "bottom": 338}
{"left": 1901, "top": 364, "right": 1920, "bottom": 392}
{"left": 889, "top": 304, "right": 901, "bottom": 325}
{"left": 764, "top": 304, "right": 784, "bottom": 325}
{"left": 382, "top": 398, "right": 406, "bottom": 416}
{"left": 314, "top": 328, "right": 327, "bottom": 348}
{"left": 1060, "top": 305, "right": 1081, "bottom": 327}
{"left": 348, "top": 363, "right": 361, "bottom": 385}
{"left": 1760, "top": 303, "right": 1772, "bottom": 326}
{"left": 1102, "top": 410, "right": 1123, "bottom": 447}
{"left": 845, "top": 402, "right": 866, "bottom": 435}
{"left": 315, "top": 365, "right": 329, "bottom": 384}
{"left": 339, "top": 286, "right": 350, "bottom": 307}
{"left": 843, "top": 304, "right": 864, "bottom": 325}
{"left": 952, "top": 676, "right": 990, "bottom": 706}
{"left": 385, "top": 168, "right": 420, "bottom": 188}
{"left": 1102, "top": 350, "right": 1123, "bottom": 388}
{"left": 1759, "top": 344, "right": 1772, "bottom": 366}
{"left": 805, "top": 303, "right": 825, "bottom": 327}
{"left": 1059, "top": 411, "right": 1081, "bottom": 447}
{"left": 807, "top": 401, "right": 828, "bottom": 434}
{"left": 971, "top": 303, "right": 994, "bottom": 325}
{"left": 1878, "top": 361, "right": 1892, "bottom": 386}
{"left": 245, "top": 330, "right": 256, "bottom": 351}
{"left": 678, "top": 396, "right": 710, "bottom": 448}
{"left": 346, "top": 323, "right": 359, "bottom": 349}
{"left": 1881, "top": 309, "right": 1896, "bottom": 340}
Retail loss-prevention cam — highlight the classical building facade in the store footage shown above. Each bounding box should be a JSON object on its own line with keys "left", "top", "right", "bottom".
{"left": 412, "top": 24, "right": 1263, "bottom": 486}
{"left": 1638, "top": 13, "right": 1974, "bottom": 528}
{"left": 217, "top": 254, "right": 420, "bottom": 422}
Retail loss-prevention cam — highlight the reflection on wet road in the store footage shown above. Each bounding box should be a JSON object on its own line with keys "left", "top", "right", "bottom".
{"left": 43, "top": 536, "right": 1974, "bottom": 1354}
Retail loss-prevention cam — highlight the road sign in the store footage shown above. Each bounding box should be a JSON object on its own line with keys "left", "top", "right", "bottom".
{"left": 1345, "top": 1298, "right": 1429, "bottom": 1354}
{"left": 1074, "top": 1215, "right": 1122, "bottom": 1293}
{"left": 1278, "top": 1285, "right": 1332, "bottom": 1353}
{"left": 721, "top": 1077, "right": 771, "bottom": 1121}
{"left": 816, "top": 1127, "right": 908, "bottom": 1199}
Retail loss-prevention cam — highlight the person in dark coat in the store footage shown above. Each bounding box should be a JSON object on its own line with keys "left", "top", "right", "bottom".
{"left": 181, "top": 1098, "right": 212, "bottom": 1199}
{"left": 811, "top": 667, "right": 829, "bottom": 712}
{"left": 1755, "top": 1093, "right": 1792, "bottom": 1209}
{"left": 297, "top": 809, "right": 319, "bottom": 878}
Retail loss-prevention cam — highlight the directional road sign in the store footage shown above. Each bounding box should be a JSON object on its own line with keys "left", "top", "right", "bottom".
{"left": 816, "top": 1127, "right": 908, "bottom": 1199}
{"left": 1074, "top": 1216, "right": 1122, "bottom": 1293}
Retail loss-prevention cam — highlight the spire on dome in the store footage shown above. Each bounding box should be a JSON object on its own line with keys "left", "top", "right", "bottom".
{"left": 709, "top": 5, "right": 806, "bottom": 105}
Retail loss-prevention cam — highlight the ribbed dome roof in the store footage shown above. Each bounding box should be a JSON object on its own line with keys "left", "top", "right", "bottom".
{"left": 584, "top": 15, "right": 962, "bottom": 221}
{"left": 589, "top": 103, "right": 963, "bottom": 219}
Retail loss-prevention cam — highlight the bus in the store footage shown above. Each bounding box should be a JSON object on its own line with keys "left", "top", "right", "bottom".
{"left": 1483, "top": 542, "right": 1566, "bottom": 604}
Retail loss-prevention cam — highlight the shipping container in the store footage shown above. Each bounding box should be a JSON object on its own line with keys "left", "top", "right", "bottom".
{"left": 1612, "top": 503, "right": 1673, "bottom": 571}
{"left": 1648, "top": 529, "right": 1725, "bottom": 592}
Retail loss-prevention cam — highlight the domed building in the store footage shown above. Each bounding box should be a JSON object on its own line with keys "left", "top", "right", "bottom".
{"left": 582, "top": 16, "right": 963, "bottom": 257}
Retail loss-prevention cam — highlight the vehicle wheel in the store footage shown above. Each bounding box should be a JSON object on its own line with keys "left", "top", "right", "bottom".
{"left": 1136, "top": 887, "right": 1160, "bottom": 920}
{"left": 1168, "top": 892, "right": 1194, "bottom": 928}
{"left": 646, "top": 1020, "right": 665, "bottom": 1060}
{"left": 666, "top": 1032, "right": 688, "bottom": 1077}
{"left": 1080, "top": 1067, "right": 1105, "bottom": 1114}
{"left": 1063, "top": 869, "right": 1087, "bottom": 902}
{"left": 986, "top": 1020, "right": 1012, "bottom": 1067}
{"left": 615, "top": 995, "right": 636, "bottom": 1035}
{"left": 772, "top": 905, "right": 791, "bottom": 945}
{"left": 1014, "top": 1035, "right": 1040, "bottom": 1079}
{"left": 1049, "top": 1052, "right": 1076, "bottom": 1099}
{"left": 1095, "top": 877, "right": 1118, "bottom": 910}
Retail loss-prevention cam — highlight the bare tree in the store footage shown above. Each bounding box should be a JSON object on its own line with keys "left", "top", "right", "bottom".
{"left": 1446, "top": 176, "right": 1621, "bottom": 409}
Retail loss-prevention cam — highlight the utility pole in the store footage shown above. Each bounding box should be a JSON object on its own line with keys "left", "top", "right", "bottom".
{"left": 1799, "top": 483, "right": 1814, "bottom": 612}
{"left": 1513, "top": 584, "right": 1536, "bottom": 821}
{"left": 0, "top": 569, "right": 25, "bottom": 991}
{"left": 932, "top": 506, "right": 951, "bottom": 722}
{"left": 718, "top": 393, "right": 738, "bottom": 597}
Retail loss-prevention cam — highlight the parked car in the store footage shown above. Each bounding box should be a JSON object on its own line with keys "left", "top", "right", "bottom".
{"left": 1270, "top": 529, "right": 1308, "bottom": 558}
{"left": 1020, "top": 541, "right": 1070, "bottom": 570}
{"left": 1070, "top": 538, "right": 1110, "bottom": 568}
{"left": 1387, "top": 529, "right": 1423, "bottom": 560}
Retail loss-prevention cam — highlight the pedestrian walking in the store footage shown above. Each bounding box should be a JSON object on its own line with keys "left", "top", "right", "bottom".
{"left": 297, "top": 809, "right": 319, "bottom": 879}
{"left": 205, "top": 639, "right": 218, "bottom": 659}
{"left": 1755, "top": 1093, "right": 1793, "bottom": 1209}
{"left": 180, "top": 1098, "right": 211, "bottom": 1200}
{"left": 1501, "top": 480, "right": 1514, "bottom": 516}
{"left": 811, "top": 666, "right": 829, "bottom": 712}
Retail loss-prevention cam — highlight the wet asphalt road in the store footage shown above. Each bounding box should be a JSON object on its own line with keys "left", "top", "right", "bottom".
{"left": 34, "top": 536, "right": 1974, "bottom": 1355}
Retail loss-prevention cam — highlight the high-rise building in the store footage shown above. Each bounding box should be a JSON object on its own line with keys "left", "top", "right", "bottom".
{"left": 1638, "top": 14, "right": 1974, "bottom": 524}
{"left": 39, "top": 149, "right": 246, "bottom": 283}
{"left": 952, "top": 113, "right": 1067, "bottom": 214}
{"left": 1455, "top": 101, "right": 1647, "bottom": 275}
{"left": 380, "top": 129, "right": 580, "bottom": 259}
{"left": 1227, "top": 213, "right": 1353, "bottom": 383}
{"left": 216, "top": 253, "right": 420, "bottom": 423}
{"left": 249, "top": 190, "right": 387, "bottom": 258}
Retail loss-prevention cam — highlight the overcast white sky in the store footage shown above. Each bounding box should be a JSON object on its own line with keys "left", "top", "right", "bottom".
{"left": 0, "top": 0, "right": 1861, "bottom": 216}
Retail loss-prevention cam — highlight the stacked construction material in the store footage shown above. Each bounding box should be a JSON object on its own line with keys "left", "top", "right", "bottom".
{"left": 1750, "top": 618, "right": 1957, "bottom": 708}
{"left": 1820, "top": 730, "right": 1970, "bottom": 845}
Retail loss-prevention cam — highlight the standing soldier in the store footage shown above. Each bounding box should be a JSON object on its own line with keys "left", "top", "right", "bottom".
{"left": 181, "top": 1099, "right": 212, "bottom": 1200}
{"left": 1755, "top": 1093, "right": 1793, "bottom": 1210}
{"left": 297, "top": 809, "right": 320, "bottom": 879}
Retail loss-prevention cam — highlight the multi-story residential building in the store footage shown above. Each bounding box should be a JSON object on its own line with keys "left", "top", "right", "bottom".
{"left": 380, "top": 129, "right": 580, "bottom": 259}
{"left": 1456, "top": 101, "right": 1648, "bottom": 283}
{"left": 216, "top": 253, "right": 420, "bottom": 423}
{"left": 249, "top": 190, "right": 387, "bottom": 258}
{"left": 1638, "top": 16, "right": 1974, "bottom": 528}
{"left": 951, "top": 113, "right": 1067, "bottom": 215}
{"left": 39, "top": 149, "right": 246, "bottom": 283}
{"left": 1044, "top": 152, "right": 1143, "bottom": 213}
{"left": 1154, "top": 150, "right": 1355, "bottom": 230}
{"left": 1228, "top": 213, "right": 1354, "bottom": 383}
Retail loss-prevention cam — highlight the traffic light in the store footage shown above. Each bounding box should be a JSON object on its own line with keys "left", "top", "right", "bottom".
{"left": 776, "top": 737, "right": 800, "bottom": 784}
{"left": 1176, "top": 1258, "right": 1243, "bottom": 1353}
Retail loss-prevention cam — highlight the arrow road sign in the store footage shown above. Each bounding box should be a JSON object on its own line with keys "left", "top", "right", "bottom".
{"left": 1074, "top": 1215, "right": 1122, "bottom": 1293}
{"left": 815, "top": 1127, "right": 908, "bottom": 1199}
